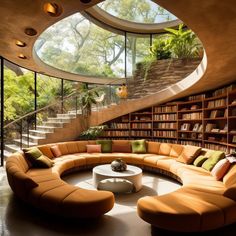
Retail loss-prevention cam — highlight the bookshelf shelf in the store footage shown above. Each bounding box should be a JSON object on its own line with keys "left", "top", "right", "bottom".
{"left": 100, "top": 83, "right": 236, "bottom": 152}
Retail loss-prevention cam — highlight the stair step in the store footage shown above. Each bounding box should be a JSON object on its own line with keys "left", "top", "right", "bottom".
{"left": 4, "top": 144, "right": 21, "bottom": 154}
{"left": 22, "top": 134, "right": 45, "bottom": 143}
{"left": 47, "top": 117, "right": 71, "bottom": 123}
{"left": 57, "top": 113, "right": 76, "bottom": 118}
{"left": 13, "top": 139, "right": 37, "bottom": 148}
{"left": 43, "top": 121, "right": 64, "bottom": 127}
{"left": 36, "top": 126, "right": 55, "bottom": 132}
{"left": 29, "top": 129, "right": 52, "bottom": 138}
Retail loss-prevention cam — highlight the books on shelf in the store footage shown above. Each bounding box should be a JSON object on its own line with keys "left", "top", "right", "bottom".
{"left": 209, "top": 110, "right": 224, "bottom": 118}
{"left": 103, "top": 130, "right": 129, "bottom": 137}
{"left": 212, "top": 84, "right": 236, "bottom": 97}
{"left": 205, "top": 123, "right": 216, "bottom": 132}
{"left": 211, "top": 128, "right": 220, "bottom": 133}
{"left": 154, "top": 105, "right": 176, "bottom": 113}
{"left": 130, "top": 130, "right": 151, "bottom": 136}
{"left": 192, "top": 123, "right": 200, "bottom": 131}
{"left": 153, "top": 130, "right": 176, "bottom": 138}
{"left": 204, "top": 143, "right": 227, "bottom": 152}
{"left": 181, "top": 112, "right": 202, "bottom": 120}
{"left": 207, "top": 99, "right": 226, "bottom": 108}
{"left": 187, "top": 94, "right": 205, "bottom": 101}
{"left": 190, "top": 104, "right": 200, "bottom": 110}
{"left": 153, "top": 114, "right": 176, "bottom": 120}
{"left": 109, "top": 123, "right": 129, "bottom": 129}
{"left": 131, "top": 123, "right": 151, "bottom": 129}
{"left": 232, "top": 136, "right": 236, "bottom": 143}
{"left": 153, "top": 122, "right": 177, "bottom": 129}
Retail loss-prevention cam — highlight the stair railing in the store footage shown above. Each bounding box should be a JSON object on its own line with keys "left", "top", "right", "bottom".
{"left": 3, "top": 78, "right": 123, "bottom": 152}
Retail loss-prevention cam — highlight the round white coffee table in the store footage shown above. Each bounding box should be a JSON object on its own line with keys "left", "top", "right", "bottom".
{"left": 93, "top": 164, "right": 142, "bottom": 193}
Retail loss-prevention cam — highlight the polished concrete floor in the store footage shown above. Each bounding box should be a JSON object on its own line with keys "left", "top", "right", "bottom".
{"left": 1, "top": 167, "right": 236, "bottom": 236}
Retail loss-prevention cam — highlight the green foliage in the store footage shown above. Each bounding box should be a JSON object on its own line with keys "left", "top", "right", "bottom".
{"left": 164, "top": 24, "right": 201, "bottom": 59}
{"left": 79, "top": 125, "right": 108, "bottom": 140}
{"left": 79, "top": 84, "right": 99, "bottom": 116}
{"left": 150, "top": 37, "right": 171, "bottom": 60}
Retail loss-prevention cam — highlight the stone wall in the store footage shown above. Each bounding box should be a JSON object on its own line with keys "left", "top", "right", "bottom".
{"left": 127, "top": 58, "right": 202, "bottom": 99}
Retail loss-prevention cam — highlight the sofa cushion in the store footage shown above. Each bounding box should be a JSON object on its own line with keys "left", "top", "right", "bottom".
{"left": 170, "top": 144, "right": 184, "bottom": 157}
{"left": 37, "top": 145, "right": 54, "bottom": 159}
{"left": 158, "top": 143, "right": 172, "bottom": 156}
{"left": 34, "top": 155, "right": 54, "bottom": 168}
{"left": 211, "top": 158, "right": 231, "bottom": 181}
{"left": 50, "top": 145, "right": 62, "bottom": 157}
{"left": 147, "top": 142, "right": 160, "bottom": 154}
{"left": 86, "top": 144, "right": 101, "bottom": 153}
{"left": 24, "top": 147, "right": 43, "bottom": 163}
{"left": 202, "top": 151, "right": 225, "bottom": 171}
{"left": 177, "top": 145, "right": 202, "bottom": 164}
{"left": 112, "top": 140, "right": 131, "bottom": 152}
{"left": 193, "top": 155, "right": 208, "bottom": 167}
{"left": 131, "top": 140, "right": 146, "bottom": 153}
{"left": 96, "top": 140, "right": 112, "bottom": 153}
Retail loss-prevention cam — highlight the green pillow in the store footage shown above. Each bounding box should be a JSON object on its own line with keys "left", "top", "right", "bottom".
{"left": 131, "top": 139, "right": 146, "bottom": 153}
{"left": 96, "top": 140, "right": 112, "bottom": 153}
{"left": 202, "top": 151, "right": 225, "bottom": 171}
{"left": 24, "top": 147, "right": 54, "bottom": 168}
{"left": 193, "top": 155, "right": 208, "bottom": 167}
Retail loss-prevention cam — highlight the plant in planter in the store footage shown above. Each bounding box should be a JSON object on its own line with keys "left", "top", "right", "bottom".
{"left": 79, "top": 125, "right": 108, "bottom": 140}
{"left": 164, "top": 24, "right": 201, "bottom": 59}
{"left": 79, "top": 84, "right": 99, "bottom": 116}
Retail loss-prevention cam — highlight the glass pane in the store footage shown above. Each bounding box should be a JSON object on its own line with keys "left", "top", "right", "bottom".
{"left": 98, "top": 0, "right": 177, "bottom": 23}
{"left": 35, "top": 13, "right": 125, "bottom": 78}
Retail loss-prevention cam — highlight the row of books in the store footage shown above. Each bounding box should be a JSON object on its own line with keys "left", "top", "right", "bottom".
{"left": 179, "top": 133, "right": 202, "bottom": 140}
{"left": 130, "top": 130, "right": 151, "bottom": 136}
{"left": 187, "top": 94, "right": 205, "bottom": 101}
{"left": 103, "top": 131, "right": 129, "bottom": 136}
{"left": 108, "top": 123, "right": 129, "bottom": 129}
{"left": 154, "top": 106, "right": 177, "bottom": 113}
{"left": 153, "top": 123, "right": 177, "bottom": 129}
{"left": 153, "top": 114, "right": 177, "bottom": 120}
{"left": 204, "top": 143, "right": 227, "bottom": 152}
{"left": 132, "top": 116, "right": 152, "bottom": 121}
{"left": 180, "top": 123, "right": 203, "bottom": 132}
{"left": 181, "top": 112, "right": 203, "bottom": 120}
{"left": 153, "top": 138, "right": 177, "bottom": 144}
{"left": 212, "top": 84, "right": 236, "bottom": 97}
{"left": 205, "top": 123, "right": 227, "bottom": 132}
{"left": 153, "top": 131, "right": 176, "bottom": 138}
{"left": 131, "top": 123, "right": 152, "bottom": 129}
{"left": 207, "top": 99, "right": 226, "bottom": 108}
{"left": 179, "top": 140, "right": 202, "bottom": 147}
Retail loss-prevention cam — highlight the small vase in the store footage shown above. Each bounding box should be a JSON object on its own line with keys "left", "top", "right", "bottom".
{"left": 111, "top": 158, "right": 127, "bottom": 172}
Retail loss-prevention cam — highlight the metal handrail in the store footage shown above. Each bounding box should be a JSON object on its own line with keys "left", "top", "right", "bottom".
{"left": 4, "top": 78, "right": 122, "bottom": 129}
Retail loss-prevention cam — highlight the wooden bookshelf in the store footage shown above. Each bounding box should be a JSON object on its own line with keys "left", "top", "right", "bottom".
{"left": 100, "top": 83, "right": 236, "bottom": 153}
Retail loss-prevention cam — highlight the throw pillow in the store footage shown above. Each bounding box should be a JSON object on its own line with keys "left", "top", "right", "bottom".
{"left": 37, "top": 145, "right": 54, "bottom": 159}
{"left": 131, "top": 140, "right": 146, "bottom": 153}
{"left": 24, "top": 147, "right": 43, "bottom": 163}
{"left": 211, "top": 158, "right": 231, "bottom": 180}
{"left": 193, "top": 155, "right": 208, "bottom": 167}
{"left": 96, "top": 140, "right": 112, "bottom": 153}
{"left": 24, "top": 147, "right": 54, "bottom": 168}
{"left": 177, "top": 145, "right": 202, "bottom": 164}
{"left": 147, "top": 142, "right": 160, "bottom": 154}
{"left": 86, "top": 144, "right": 102, "bottom": 153}
{"left": 202, "top": 151, "right": 225, "bottom": 171}
{"left": 50, "top": 145, "right": 62, "bottom": 157}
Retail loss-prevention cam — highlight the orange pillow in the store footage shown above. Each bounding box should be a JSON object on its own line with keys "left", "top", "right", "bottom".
{"left": 50, "top": 145, "right": 62, "bottom": 157}
{"left": 211, "top": 158, "right": 231, "bottom": 180}
{"left": 112, "top": 144, "right": 131, "bottom": 153}
{"left": 86, "top": 144, "right": 101, "bottom": 153}
{"left": 177, "top": 145, "right": 201, "bottom": 164}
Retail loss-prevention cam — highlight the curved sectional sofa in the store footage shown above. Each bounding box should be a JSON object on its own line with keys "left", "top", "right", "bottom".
{"left": 5, "top": 140, "right": 236, "bottom": 232}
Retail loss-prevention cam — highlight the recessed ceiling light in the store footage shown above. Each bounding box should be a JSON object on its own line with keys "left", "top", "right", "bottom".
{"left": 44, "top": 3, "right": 62, "bottom": 17}
{"left": 18, "top": 54, "right": 27, "bottom": 59}
{"left": 24, "top": 27, "right": 37, "bottom": 36}
{"left": 80, "top": 0, "right": 92, "bottom": 3}
{"left": 15, "top": 40, "right": 26, "bottom": 47}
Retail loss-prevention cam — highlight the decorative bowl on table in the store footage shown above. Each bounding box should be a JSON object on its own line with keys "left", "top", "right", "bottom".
{"left": 111, "top": 158, "right": 127, "bottom": 172}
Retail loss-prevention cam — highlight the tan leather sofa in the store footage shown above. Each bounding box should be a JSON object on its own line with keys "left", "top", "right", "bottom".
{"left": 5, "top": 140, "right": 236, "bottom": 232}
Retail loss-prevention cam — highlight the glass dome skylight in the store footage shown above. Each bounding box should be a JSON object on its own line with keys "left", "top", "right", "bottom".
{"left": 98, "top": 0, "right": 177, "bottom": 24}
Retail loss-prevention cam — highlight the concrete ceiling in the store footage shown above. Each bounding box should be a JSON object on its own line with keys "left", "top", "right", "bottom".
{"left": 0, "top": 0, "right": 236, "bottom": 90}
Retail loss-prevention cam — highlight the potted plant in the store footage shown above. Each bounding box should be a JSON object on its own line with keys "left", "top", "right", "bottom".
{"left": 79, "top": 125, "right": 108, "bottom": 140}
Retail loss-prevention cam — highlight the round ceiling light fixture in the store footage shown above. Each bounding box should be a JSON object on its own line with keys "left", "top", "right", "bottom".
{"left": 15, "top": 40, "right": 26, "bottom": 47}
{"left": 18, "top": 54, "right": 27, "bottom": 59}
{"left": 80, "top": 0, "right": 92, "bottom": 3}
{"left": 24, "top": 27, "right": 37, "bottom": 36}
{"left": 43, "top": 3, "right": 62, "bottom": 17}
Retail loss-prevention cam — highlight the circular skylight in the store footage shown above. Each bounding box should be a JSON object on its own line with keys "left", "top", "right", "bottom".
{"left": 98, "top": 0, "right": 177, "bottom": 24}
